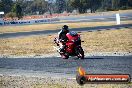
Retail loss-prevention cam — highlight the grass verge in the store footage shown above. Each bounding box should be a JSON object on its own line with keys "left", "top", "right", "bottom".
{"left": 0, "top": 28, "right": 132, "bottom": 56}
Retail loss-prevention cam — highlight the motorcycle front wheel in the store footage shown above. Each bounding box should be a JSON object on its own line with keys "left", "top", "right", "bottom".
{"left": 76, "top": 46, "right": 84, "bottom": 59}
{"left": 60, "top": 53, "right": 69, "bottom": 59}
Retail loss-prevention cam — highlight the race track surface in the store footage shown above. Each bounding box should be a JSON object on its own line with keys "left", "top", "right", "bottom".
{"left": 0, "top": 56, "right": 132, "bottom": 78}
{"left": 1, "top": 24, "right": 132, "bottom": 38}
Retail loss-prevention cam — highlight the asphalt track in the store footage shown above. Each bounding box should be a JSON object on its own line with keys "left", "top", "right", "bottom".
{"left": 0, "top": 24, "right": 132, "bottom": 38}
{"left": 0, "top": 56, "right": 132, "bottom": 77}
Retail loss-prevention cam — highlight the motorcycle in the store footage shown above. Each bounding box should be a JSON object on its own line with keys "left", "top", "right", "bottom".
{"left": 54, "top": 31, "right": 84, "bottom": 59}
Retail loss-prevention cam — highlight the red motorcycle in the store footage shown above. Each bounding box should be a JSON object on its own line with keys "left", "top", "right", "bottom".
{"left": 54, "top": 31, "right": 84, "bottom": 59}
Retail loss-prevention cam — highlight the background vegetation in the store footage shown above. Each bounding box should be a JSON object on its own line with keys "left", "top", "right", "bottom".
{"left": 0, "top": 0, "right": 132, "bottom": 18}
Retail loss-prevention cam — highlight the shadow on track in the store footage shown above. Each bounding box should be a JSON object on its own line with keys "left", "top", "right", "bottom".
{"left": 71, "top": 57, "right": 104, "bottom": 60}
{"left": 84, "top": 57, "right": 104, "bottom": 59}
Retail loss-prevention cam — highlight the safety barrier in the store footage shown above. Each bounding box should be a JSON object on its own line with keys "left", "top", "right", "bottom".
{"left": 0, "top": 18, "right": 60, "bottom": 26}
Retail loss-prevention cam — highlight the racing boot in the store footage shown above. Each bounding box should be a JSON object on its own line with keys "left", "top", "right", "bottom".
{"left": 59, "top": 45, "right": 66, "bottom": 54}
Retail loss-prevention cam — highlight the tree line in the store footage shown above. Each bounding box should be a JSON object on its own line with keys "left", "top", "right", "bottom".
{"left": 69, "top": 0, "right": 132, "bottom": 13}
{"left": 0, "top": 0, "right": 132, "bottom": 18}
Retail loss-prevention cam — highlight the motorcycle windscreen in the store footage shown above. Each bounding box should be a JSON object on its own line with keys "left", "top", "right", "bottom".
{"left": 66, "top": 33, "right": 80, "bottom": 42}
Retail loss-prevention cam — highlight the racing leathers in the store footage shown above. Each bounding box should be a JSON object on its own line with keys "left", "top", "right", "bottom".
{"left": 58, "top": 29, "right": 69, "bottom": 53}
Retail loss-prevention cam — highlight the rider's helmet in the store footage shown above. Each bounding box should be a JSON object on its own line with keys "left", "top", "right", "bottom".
{"left": 62, "top": 25, "right": 69, "bottom": 33}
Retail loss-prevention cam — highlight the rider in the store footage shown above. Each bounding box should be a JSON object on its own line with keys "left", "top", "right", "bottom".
{"left": 58, "top": 25, "right": 69, "bottom": 53}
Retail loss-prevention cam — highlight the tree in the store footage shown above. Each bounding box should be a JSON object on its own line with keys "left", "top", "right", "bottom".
{"left": 70, "top": 0, "right": 88, "bottom": 13}
{"left": 16, "top": 4, "right": 22, "bottom": 19}
{"left": 12, "top": 0, "right": 48, "bottom": 15}
{"left": 69, "top": 0, "right": 101, "bottom": 13}
{"left": 89, "top": 0, "right": 97, "bottom": 13}
{"left": 0, "top": 0, "right": 13, "bottom": 13}
{"left": 101, "top": 0, "right": 112, "bottom": 11}
{"left": 56, "top": 0, "right": 66, "bottom": 13}
{"left": 0, "top": 0, "right": 131, "bottom": 17}
{"left": 112, "top": 0, "right": 120, "bottom": 10}
{"left": 128, "top": 0, "right": 132, "bottom": 7}
{"left": 120, "top": 0, "right": 129, "bottom": 9}
{"left": 80, "top": 0, "right": 89, "bottom": 13}
{"left": 12, "top": 3, "right": 23, "bottom": 19}
{"left": 30, "top": 0, "right": 48, "bottom": 15}
{"left": 0, "top": 1, "right": 3, "bottom": 11}
{"left": 64, "top": 0, "right": 73, "bottom": 12}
